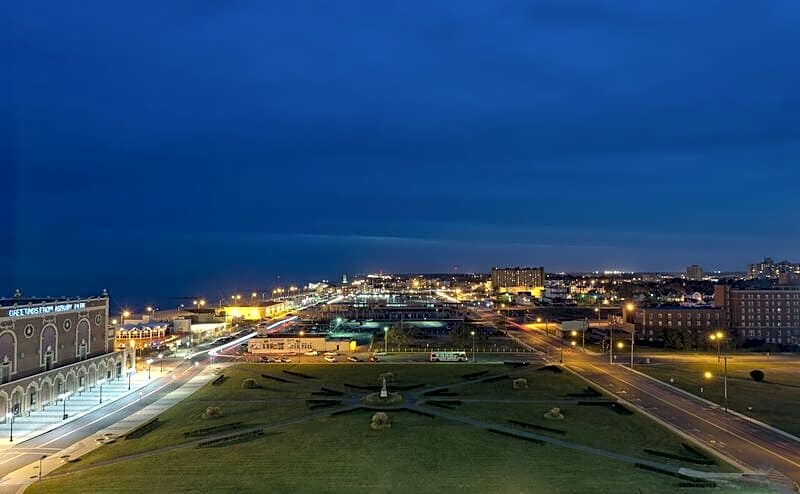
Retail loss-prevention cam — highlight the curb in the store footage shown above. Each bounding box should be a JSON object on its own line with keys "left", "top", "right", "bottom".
{"left": 558, "top": 364, "right": 758, "bottom": 477}
{"left": 625, "top": 365, "right": 800, "bottom": 444}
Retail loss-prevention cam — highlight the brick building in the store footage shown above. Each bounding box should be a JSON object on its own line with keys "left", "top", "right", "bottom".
{"left": 0, "top": 294, "right": 126, "bottom": 417}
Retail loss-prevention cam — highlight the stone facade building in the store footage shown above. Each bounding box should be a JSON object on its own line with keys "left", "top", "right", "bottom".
{"left": 0, "top": 294, "right": 126, "bottom": 417}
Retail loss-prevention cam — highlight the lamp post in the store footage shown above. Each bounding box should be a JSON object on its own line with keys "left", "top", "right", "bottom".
{"left": 613, "top": 341, "right": 623, "bottom": 363}
{"left": 7, "top": 413, "right": 13, "bottom": 442}
{"left": 127, "top": 368, "right": 134, "bottom": 390}
{"left": 146, "top": 359, "right": 153, "bottom": 379}
{"left": 609, "top": 325, "right": 614, "bottom": 364}
{"left": 121, "top": 310, "right": 130, "bottom": 325}
{"left": 38, "top": 455, "right": 46, "bottom": 481}
{"left": 383, "top": 326, "right": 389, "bottom": 353}
{"left": 158, "top": 353, "right": 164, "bottom": 373}
{"left": 470, "top": 330, "right": 476, "bottom": 363}
{"left": 98, "top": 378, "right": 106, "bottom": 404}
{"left": 625, "top": 303, "right": 635, "bottom": 368}
{"left": 60, "top": 392, "right": 71, "bottom": 420}
{"left": 722, "top": 354, "right": 729, "bottom": 411}
{"left": 710, "top": 331, "right": 724, "bottom": 363}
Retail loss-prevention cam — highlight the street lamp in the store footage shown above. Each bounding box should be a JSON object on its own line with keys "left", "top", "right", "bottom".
{"left": 625, "top": 302, "right": 636, "bottom": 369}
{"left": 383, "top": 326, "right": 389, "bottom": 353}
{"left": 127, "top": 368, "right": 135, "bottom": 390}
{"left": 6, "top": 412, "right": 13, "bottom": 442}
{"left": 709, "top": 331, "right": 724, "bottom": 363}
{"left": 146, "top": 358, "right": 153, "bottom": 379}
{"left": 38, "top": 455, "right": 46, "bottom": 481}
{"left": 158, "top": 353, "right": 164, "bottom": 373}
{"left": 147, "top": 306, "right": 155, "bottom": 320}
{"left": 470, "top": 330, "right": 476, "bottom": 363}
{"left": 59, "top": 392, "right": 71, "bottom": 420}
{"left": 97, "top": 378, "right": 106, "bottom": 404}
{"left": 122, "top": 310, "right": 130, "bottom": 325}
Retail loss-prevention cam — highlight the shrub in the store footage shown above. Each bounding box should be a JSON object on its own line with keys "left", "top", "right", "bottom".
{"left": 543, "top": 407, "right": 564, "bottom": 420}
{"left": 370, "top": 412, "right": 391, "bottom": 430}
{"left": 750, "top": 369, "right": 765, "bottom": 382}
{"left": 201, "top": 406, "right": 223, "bottom": 419}
{"left": 242, "top": 378, "right": 258, "bottom": 389}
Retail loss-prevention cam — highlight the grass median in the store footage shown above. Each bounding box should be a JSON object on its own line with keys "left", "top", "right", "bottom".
{"left": 636, "top": 354, "right": 800, "bottom": 436}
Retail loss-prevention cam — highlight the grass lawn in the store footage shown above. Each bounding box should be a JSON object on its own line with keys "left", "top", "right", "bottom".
{"left": 452, "top": 403, "right": 735, "bottom": 472}
{"left": 27, "top": 363, "right": 768, "bottom": 494}
{"left": 637, "top": 355, "right": 800, "bottom": 436}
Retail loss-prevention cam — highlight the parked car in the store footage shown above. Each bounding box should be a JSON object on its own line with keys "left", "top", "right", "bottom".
{"left": 281, "top": 358, "right": 293, "bottom": 363}
{"left": 323, "top": 351, "right": 338, "bottom": 357}
{"left": 347, "top": 356, "right": 359, "bottom": 362}
{"left": 304, "top": 350, "right": 319, "bottom": 356}
{"left": 374, "top": 352, "right": 387, "bottom": 356}
{"left": 324, "top": 355, "right": 337, "bottom": 362}
{"left": 368, "top": 356, "right": 380, "bottom": 362}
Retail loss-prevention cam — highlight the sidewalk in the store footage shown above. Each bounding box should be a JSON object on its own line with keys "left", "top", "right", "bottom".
{"left": 0, "top": 366, "right": 164, "bottom": 450}
{"left": 0, "top": 364, "right": 218, "bottom": 493}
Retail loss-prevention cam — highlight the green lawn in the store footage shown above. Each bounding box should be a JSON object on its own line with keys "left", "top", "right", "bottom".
{"left": 27, "top": 363, "right": 769, "bottom": 494}
{"left": 637, "top": 355, "right": 800, "bottom": 436}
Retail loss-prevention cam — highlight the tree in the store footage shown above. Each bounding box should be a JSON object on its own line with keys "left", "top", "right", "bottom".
{"left": 385, "top": 325, "right": 408, "bottom": 347}
{"left": 749, "top": 369, "right": 765, "bottom": 382}
{"left": 449, "top": 323, "right": 486, "bottom": 347}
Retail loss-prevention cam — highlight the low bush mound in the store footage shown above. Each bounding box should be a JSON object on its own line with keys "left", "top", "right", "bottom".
{"left": 370, "top": 412, "right": 391, "bottom": 430}
{"left": 202, "top": 406, "right": 223, "bottom": 419}
{"left": 749, "top": 369, "right": 765, "bottom": 382}
{"left": 512, "top": 378, "right": 528, "bottom": 390}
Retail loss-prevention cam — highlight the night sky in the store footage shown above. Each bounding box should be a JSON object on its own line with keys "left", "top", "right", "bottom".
{"left": 5, "top": 1, "right": 800, "bottom": 307}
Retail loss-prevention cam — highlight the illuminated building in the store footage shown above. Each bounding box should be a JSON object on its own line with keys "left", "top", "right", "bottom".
{"left": 0, "top": 292, "right": 126, "bottom": 417}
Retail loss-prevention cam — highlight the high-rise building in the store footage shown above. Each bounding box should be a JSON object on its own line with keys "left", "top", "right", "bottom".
{"left": 491, "top": 267, "right": 545, "bottom": 293}
{"left": 747, "top": 257, "right": 800, "bottom": 279}
{"left": 686, "top": 265, "right": 704, "bottom": 281}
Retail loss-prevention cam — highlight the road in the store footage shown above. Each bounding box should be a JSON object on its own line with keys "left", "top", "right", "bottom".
{"left": 498, "top": 316, "right": 800, "bottom": 489}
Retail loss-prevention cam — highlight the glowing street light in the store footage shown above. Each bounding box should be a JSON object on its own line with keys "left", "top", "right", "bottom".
{"left": 383, "top": 326, "right": 389, "bottom": 353}
{"left": 122, "top": 310, "right": 130, "bottom": 324}
{"left": 622, "top": 302, "right": 636, "bottom": 368}
{"left": 470, "top": 330, "right": 477, "bottom": 363}
{"left": 146, "top": 358, "right": 154, "bottom": 379}
{"left": 127, "top": 368, "right": 135, "bottom": 390}
{"left": 158, "top": 353, "right": 164, "bottom": 373}
{"left": 709, "top": 331, "right": 725, "bottom": 363}
{"left": 703, "top": 371, "right": 713, "bottom": 379}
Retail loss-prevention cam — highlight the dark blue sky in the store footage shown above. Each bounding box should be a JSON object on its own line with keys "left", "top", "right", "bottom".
{"left": 5, "top": 1, "right": 800, "bottom": 306}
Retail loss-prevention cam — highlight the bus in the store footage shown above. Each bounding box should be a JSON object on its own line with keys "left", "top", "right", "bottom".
{"left": 430, "top": 351, "right": 468, "bottom": 362}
